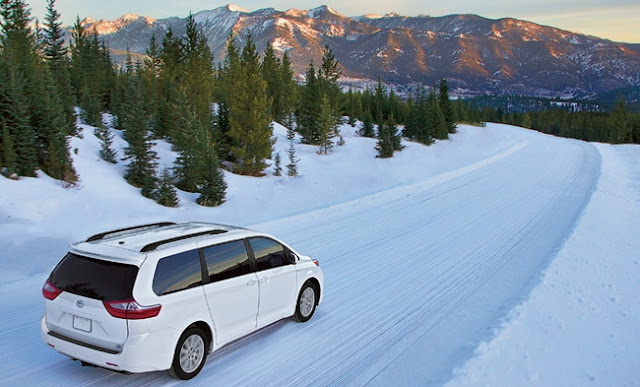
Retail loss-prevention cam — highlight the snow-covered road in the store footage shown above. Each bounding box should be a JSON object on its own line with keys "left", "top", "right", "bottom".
{"left": 0, "top": 127, "right": 602, "bottom": 386}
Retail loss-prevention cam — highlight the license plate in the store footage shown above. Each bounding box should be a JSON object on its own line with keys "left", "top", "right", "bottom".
{"left": 73, "top": 315, "right": 92, "bottom": 332}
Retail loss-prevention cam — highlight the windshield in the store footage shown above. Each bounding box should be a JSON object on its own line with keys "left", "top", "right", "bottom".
{"left": 49, "top": 253, "right": 139, "bottom": 301}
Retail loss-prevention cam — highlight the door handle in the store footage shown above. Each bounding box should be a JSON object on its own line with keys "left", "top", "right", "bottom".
{"left": 259, "top": 277, "right": 269, "bottom": 284}
{"left": 247, "top": 279, "right": 257, "bottom": 286}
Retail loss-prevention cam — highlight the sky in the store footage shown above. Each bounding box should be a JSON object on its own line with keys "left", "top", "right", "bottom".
{"left": 25, "top": 0, "right": 640, "bottom": 43}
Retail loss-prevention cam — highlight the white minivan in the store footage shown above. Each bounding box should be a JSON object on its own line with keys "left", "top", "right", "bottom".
{"left": 41, "top": 222, "right": 324, "bottom": 380}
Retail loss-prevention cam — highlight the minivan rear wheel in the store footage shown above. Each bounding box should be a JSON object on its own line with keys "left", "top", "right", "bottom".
{"left": 170, "top": 327, "right": 208, "bottom": 380}
{"left": 293, "top": 281, "right": 317, "bottom": 323}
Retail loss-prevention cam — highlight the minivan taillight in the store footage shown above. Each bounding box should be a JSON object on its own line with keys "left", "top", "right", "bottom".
{"left": 42, "top": 280, "right": 62, "bottom": 300}
{"left": 103, "top": 299, "right": 161, "bottom": 320}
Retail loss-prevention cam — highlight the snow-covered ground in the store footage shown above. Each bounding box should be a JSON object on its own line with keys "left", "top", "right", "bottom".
{"left": 0, "top": 121, "right": 638, "bottom": 385}
{"left": 446, "top": 143, "right": 640, "bottom": 386}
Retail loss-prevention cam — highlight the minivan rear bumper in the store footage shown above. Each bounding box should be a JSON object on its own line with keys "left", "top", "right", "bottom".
{"left": 40, "top": 316, "right": 177, "bottom": 373}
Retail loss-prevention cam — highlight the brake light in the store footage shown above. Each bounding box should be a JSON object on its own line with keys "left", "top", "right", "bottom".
{"left": 42, "top": 280, "right": 62, "bottom": 300}
{"left": 103, "top": 299, "right": 161, "bottom": 320}
{"left": 313, "top": 259, "right": 319, "bottom": 266}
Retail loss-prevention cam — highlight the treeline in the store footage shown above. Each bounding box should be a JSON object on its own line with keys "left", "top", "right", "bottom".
{"left": 467, "top": 94, "right": 602, "bottom": 113}
{"left": 468, "top": 98, "right": 640, "bottom": 143}
{"left": 340, "top": 79, "right": 486, "bottom": 157}
{"left": 342, "top": 84, "right": 640, "bottom": 145}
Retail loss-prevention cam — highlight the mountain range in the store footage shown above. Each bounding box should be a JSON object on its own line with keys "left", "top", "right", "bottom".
{"left": 77, "top": 4, "right": 640, "bottom": 99}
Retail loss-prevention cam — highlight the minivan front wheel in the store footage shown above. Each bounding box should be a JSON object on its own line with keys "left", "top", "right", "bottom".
{"left": 293, "top": 281, "right": 317, "bottom": 323}
{"left": 170, "top": 327, "right": 208, "bottom": 380}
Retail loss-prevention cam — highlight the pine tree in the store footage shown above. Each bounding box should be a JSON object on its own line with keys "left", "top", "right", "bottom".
{"left": 388, "top": 89, "right": 405, "bottom": 123}
{"left": 261, "top": 42, "right": 280, "bottom": 121}
{"left": 273, "top": 152, "right": 282, "bottom": 176}
{"left": 404, "top": 85, "right": 433, "bottom": 145}
{"left": 521, "top": 112, "right": 532, "bottom": 129}
{"left": 196, "top": 148, "right": 226, "bottom": 207}
{"left": 0, "top": 53, "right": 38, "bottom": 176}
{"left": 152, "top": 27, "right": 182, "bottom": 139}
{"left": 429, "top": 90, "right": 448, "bottom": 140}
{"left": 180, "top": 13, "right": 215, "bottom": 131}
{"left": 213, "top": 101, "right": 231, "bottom": 160}
{"left": 159, "top": 27, "right": 182, "bottom": 81}
{"left": 94, "top": 124, "right": 117, "bottom": 163}
{"left": 70, "top": 19, "right": 112, "bottom": 127}
{"left": 42, "top": 0, "right": 76, "bottom": 136}
{"left": 387, "top": 115, "right": 403, "bottom": 151}
{"left": 439, "top": 78, "right": 456, "bottom": 134}
{"left": 286, "top": 141, "right": 299, "bottom": 177}
{"left": 0, "top": 121, "right": 17, "bottom": 176}
{"left": 144, "top": 34, "right": 162, "bottom": 77}
{"left": 360, "top": 109, "right": 375, "bottom": 137}
{"left": 173, "top": 95, "right": 207, "bottom": 192}
{"left": 611, "top": 96, "right": 631, "bottom": 144}
{"left": 453, "top": 97, "right": 468, "bottom": 123}
{"left": 279, "top": 51, "right": 296, "bottom": 127}
{"left": 228, "top": 33, "right": 273, "bottom": 175}
{"left": 214, "top": 33, "right": 240, "bottom": 160}
{"left": 318, "top": 44, "right": 342, "bottom": 116}
{"left": 286, "top": 125, "right": 296, "bottom": 141}
{"left": 1, "top": 1, "right": 39, "bottom": 178}
{"left": 38, "top": 70, "right": 78, "bottom": 183}
{"left": 346, "top": 89, "right": 357, "bottom": 126}
{"left": 121, "top": 73, "right": 158, "bottom": 198}
{"left": 633, "top": 113, "right": 640, "bottom": 144}
{"left": 141, "top": 34, "right": 162, "bottom": 134}
{"left": 376, "top": 119, "right": 394, "bottom": 158}
{"left": 317, "top": 94, "right": 335, "bottom": 155}
{"left": 373, "top": 78, "right": 387, "bottom": 122}
{"left": 155, "top": 168, "right": 179, "bottom": 207}
{"left": 297, "top": 63, "right": 322, "bottom": 144}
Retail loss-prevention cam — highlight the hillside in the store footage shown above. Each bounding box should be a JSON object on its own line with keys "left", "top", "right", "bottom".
{"left": 76, "top": 4, "right": 640, "bottom": 98}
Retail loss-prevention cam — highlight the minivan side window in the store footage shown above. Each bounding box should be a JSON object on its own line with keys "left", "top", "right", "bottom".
{"left": 201, "top": 240, "right": 251, "bottom": 283}
{"left": 153, "top": 249, "right": 203, "bottom": 296}
{"left": 249, "top": 237, "right": 288, "bottom": 271}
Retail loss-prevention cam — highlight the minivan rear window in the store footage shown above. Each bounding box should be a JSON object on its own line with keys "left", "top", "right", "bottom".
{"left": 49, "top": 253, "right": 139, "bottom": 301}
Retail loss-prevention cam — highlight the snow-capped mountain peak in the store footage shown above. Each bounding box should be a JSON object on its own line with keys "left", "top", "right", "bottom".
{"left": 80, "top": 14, "right": 154, "bottom": 34}
{"left": 307, "top": 5, "right": 343, "bottom": 19}
{"left": 226, "top": 4, "right": 248, "bottom": 13}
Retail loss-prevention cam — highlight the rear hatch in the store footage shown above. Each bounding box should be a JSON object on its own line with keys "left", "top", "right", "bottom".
{"left": 44, "top": 253, "right": 139, "bottom": 354}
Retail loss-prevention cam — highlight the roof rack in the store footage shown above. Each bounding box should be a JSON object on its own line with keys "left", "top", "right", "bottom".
{"left": 140, "top": 229, "right": 228, "bottom": 252}
{"left": 87, "top": 222, "right": 176, "bottom": 242}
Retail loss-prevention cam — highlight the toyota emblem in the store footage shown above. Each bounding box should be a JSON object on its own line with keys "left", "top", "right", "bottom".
{"left": 76, "top": 299, "right": 85, "bottom": 308}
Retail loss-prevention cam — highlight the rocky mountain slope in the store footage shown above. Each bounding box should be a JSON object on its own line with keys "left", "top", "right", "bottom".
{"left": 78, "top": 4, "right": 640, "bottom": 98}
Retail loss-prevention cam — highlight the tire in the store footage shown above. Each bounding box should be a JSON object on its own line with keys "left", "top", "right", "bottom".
{"left": 169, "top": 326, "right": 208, "bottom": 380}
{"left": 293, "top": 281, "right": 318, "bottom": 323}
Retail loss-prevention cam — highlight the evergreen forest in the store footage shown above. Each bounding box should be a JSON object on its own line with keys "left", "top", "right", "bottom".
{"left": 1, "top": 0, "right": 638, "bottom": 205}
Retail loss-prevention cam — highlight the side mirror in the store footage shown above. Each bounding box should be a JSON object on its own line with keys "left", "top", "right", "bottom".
{"left": 288, "top": 252, "right": 298, "bottom": 264}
